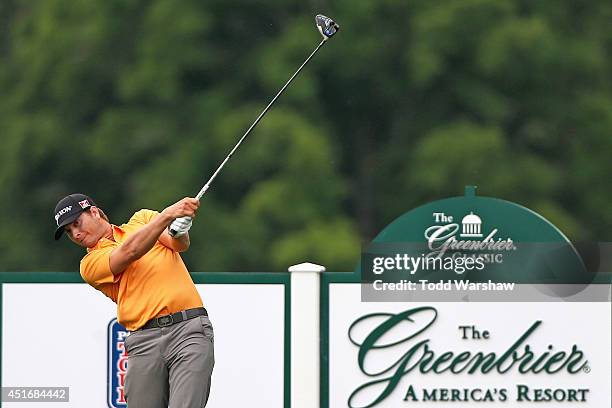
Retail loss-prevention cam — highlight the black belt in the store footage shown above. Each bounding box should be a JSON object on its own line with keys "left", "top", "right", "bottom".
{"left": 138, "top": 307, "right": 207, "bottom": 330}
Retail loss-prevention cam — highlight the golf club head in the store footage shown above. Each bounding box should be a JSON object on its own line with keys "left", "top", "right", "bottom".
{"left": 316, "top": 14, "right": 339, "bottom": 40}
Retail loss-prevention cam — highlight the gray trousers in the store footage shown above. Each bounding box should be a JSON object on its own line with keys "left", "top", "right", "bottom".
{"left": 124, "top": 315, "right": 215, "bottom": 408}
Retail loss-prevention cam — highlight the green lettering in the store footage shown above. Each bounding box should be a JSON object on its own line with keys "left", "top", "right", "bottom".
{"left": 553, "top": 389, "right": 566, "bottom": 402}
{"left": 422, "top": 388, "right": 438, "bottom": 401}
{"left": 449, "top": 351, "right": 471, "bottom": 373}
{"left": 566, "top": 346, "right": 588, "bottom": 373}
{"left": 403, "top": 385, "right": 418, "bottom": 401}
{"left": 542, "top": 351, "right": 567, "bottom": 373}
{"left": 517, "top": 346, "right": 536, "bottom": 373}
{"left": 483, "top": 389, "right": 496, "bottom": 402}
{"left": 431, "top": 351, "right": 454, "bottom": 373}
{"left": 495, "top": 322, "right": 542, "bottom": 373}
{"left": 416, "top": 344, "right": 436, "bottom": 373}
{"left": 466, "top": 352, "right": 496, "bottom": 373}
{"left": 528, "top": 345, "right": 553, "bottom": 373}
{"left": 516, "top": 385, "right": 530, "bottom": 401}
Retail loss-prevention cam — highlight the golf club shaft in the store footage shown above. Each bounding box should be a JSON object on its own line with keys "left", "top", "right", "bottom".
{"left": 195, "top": 38, "right": 328, "bottom": 200}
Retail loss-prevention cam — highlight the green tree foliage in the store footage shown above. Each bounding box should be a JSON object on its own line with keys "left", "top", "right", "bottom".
{"left": 0, "top": 0, "right": 609, "bottom": 271}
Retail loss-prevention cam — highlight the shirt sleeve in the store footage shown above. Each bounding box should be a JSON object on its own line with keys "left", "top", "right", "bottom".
{"left": 80, "top": 247, "right": 119, "bottom": 286}
{"left": 127, "top": 209, "right": 159, "bottom": 227}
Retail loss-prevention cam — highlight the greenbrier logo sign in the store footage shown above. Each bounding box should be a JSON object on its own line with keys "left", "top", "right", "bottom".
{"left": 347, "top": 307, "right": 590, "bottom": 407}
{"left": 370, "top": 209, "right": 517, "bottom": 278}
{"left": 331, "top": 187, "right": 609, "bottom": 408}
{"left": 423, "top": 210, "right": 516, "bottom": 263}
{"left": 360, "top": 186, "right": 593, "bottom": 301}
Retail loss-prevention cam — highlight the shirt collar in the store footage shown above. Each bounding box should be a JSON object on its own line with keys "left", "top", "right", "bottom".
{"left": 86, "top": 225, "right": 125, "bottom": 252}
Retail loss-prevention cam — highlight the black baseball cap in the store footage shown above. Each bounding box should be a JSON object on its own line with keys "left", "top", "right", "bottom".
{"left": 53, "top": 193, "right": 96, "bottom": 240}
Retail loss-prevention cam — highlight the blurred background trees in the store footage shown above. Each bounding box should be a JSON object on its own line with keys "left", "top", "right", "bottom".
{"left": 0, "top": 0, "right": 610, "bottom": 271}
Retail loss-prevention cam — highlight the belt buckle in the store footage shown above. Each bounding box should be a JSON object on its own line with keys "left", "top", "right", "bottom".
{"left": 156, "top": 315, "right": 174, "bottom": 327}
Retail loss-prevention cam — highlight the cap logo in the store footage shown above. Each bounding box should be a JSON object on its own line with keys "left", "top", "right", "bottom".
{"left": 79, "top": 200, "right": 90, "bottom": 209}
{"left": 54, "top": 206, "right": 73, "bottom": 226}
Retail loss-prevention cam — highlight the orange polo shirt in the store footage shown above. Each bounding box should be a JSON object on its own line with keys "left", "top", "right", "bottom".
{"left": 80, "top": 209, "right": 203, "bottom": 331}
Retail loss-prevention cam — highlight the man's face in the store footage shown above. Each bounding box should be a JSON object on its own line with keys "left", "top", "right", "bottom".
{"left": 64, "top": 208, "right": 106, "bottom": 248}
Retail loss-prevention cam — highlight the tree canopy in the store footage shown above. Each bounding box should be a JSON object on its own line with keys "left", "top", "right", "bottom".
{"left": 1, "top": 0, "right": 610, "bottom": 272}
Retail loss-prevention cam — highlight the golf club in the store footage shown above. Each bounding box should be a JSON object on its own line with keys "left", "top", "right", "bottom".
{"left": 169, "top": 14, "right": 340, "bottom": 236}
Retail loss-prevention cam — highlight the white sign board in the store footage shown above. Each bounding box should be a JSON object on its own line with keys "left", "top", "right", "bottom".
{"left": 329, "top": 284, "right": 611, "bottom": 408}
{"left": 2, "top": 283, "right": 285, "bottom": 408}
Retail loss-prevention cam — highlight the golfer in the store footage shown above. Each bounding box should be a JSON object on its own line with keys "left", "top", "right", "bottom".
{"left": 53, "top": 193, "right": 214, "bottom": 408}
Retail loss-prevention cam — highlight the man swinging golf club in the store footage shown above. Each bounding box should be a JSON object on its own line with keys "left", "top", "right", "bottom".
{"left": 53, "top": 13, "right": 339, "bottom": 407}
{"left": 53, "top": 193, "right": 214, "bottom": 408}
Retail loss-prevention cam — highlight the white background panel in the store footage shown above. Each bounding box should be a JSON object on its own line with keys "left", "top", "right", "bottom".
{"left": 329, "top": 284, "right": 611, "bottom": 408}
{"left": 2, "top": 283, "right": 285, "bottom": 408}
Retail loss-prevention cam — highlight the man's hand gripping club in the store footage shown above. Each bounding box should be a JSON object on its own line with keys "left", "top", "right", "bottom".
{"left": 165, "top": 198, "right": 199, "bottom": 238}
{"left": 108, "top": 197, "right": 199, "bottom": 275}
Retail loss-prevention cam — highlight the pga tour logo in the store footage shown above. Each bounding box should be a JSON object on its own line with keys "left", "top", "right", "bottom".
{"left": 424, "top": 211, "right": 516, "bottom": 261}
{"left": 107, "top": 319, "right": 128, "bottom": 408}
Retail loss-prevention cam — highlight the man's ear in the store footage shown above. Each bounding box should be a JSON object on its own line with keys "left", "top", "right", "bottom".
{"left": 90, "top": 206, "right": 101, "bottom": 219}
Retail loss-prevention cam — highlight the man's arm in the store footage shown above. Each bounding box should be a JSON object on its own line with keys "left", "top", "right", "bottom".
{"left": 158, "top": 228, "right": 190, "bottom": 253}
{"left": 109, "top": 197, "right": 199, "bottom": 275}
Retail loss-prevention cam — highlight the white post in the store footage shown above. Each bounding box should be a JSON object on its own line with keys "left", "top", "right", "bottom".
{"left": 289, "top": 262, "right": 325, "bottom": 408}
